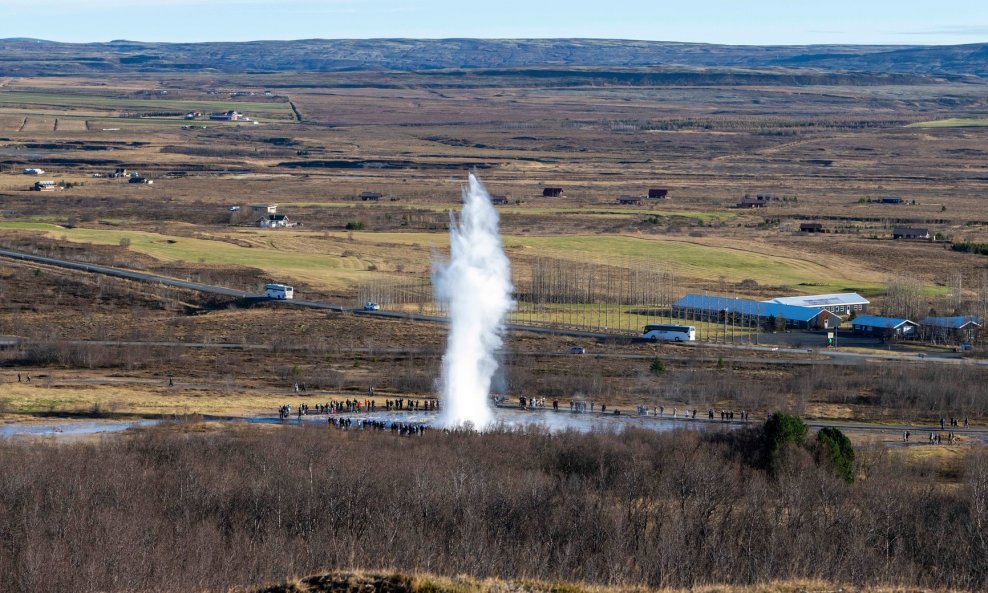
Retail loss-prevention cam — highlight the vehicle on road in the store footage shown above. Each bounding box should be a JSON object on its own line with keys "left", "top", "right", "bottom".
{"left": 264, "top": 283, "right": 294, "bottom": 300}
{"left": 363, "top": 302, "right": 380, "bottom": 311}
{"left": 568, "top": 346, "right": 586, "bottom": 354}
{"left": 643, "top": 324, "right": 696, "bottom": 342}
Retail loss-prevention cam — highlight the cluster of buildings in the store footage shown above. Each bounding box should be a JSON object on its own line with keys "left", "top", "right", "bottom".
{"left": 244, "top": 204, "right": 298, "bottom": 228}
{"left": 671, "top": 292, "right": 982, "bottom": 345}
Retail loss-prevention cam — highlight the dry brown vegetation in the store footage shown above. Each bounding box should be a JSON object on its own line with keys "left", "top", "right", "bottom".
{"left": 1, "top": 425, "right": 987, "bottom": 592}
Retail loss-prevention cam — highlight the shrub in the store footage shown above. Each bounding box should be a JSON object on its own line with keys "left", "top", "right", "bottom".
{"left": 649, "top": 357, "right": 666, "bottom": 376}
{"left": 345, "top": 221, "right": 365, "bottom": 231}
{"left": 764, "top": 411, "right": 807, "bottom": 453}
{"left": 816, "top": 426, "right": 855, "bottom": 482}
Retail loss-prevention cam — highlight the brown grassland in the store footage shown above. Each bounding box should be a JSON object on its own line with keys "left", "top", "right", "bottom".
{"left": 2, "top": 70, "right": 988, "bottom": 592}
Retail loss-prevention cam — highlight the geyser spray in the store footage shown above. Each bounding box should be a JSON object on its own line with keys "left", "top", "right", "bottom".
{"left": 433, "top": 173, "right": 514, "bottom": 429}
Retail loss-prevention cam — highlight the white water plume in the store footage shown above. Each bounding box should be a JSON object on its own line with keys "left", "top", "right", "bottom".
{"left": 433, "top": 173, "right": 514, "bottom": 430}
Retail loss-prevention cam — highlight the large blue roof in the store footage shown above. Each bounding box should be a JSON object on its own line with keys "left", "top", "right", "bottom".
{"left": 850, "top": 315, "right": 915, "bottom": 329}
{"left": 919, "top": 315, "right": 982, "bottom": 329}
{"left": 672, "top": 294, "right": 827, "bottom": 322}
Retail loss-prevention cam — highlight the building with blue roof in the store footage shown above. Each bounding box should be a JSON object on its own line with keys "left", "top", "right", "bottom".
{"left": 671, "top": 294, "right": 840, "bottom": 330}
{"left": 919, "top": 315, "right": 982, "bottom": 344}
{"left": 850, "top": 315, "right": 918, "bottom": 339}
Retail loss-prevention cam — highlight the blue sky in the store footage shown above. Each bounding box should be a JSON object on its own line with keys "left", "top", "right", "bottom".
{"left": 2, "top": 0, "right": 987, "bottom": 45}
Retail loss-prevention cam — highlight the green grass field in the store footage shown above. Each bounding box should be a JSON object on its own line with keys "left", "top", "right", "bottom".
{"left": 907, "top": 118, "right": 988, "bottom": 128}
{"left": 1, "top": 223, "right": 886, "bottom": 295}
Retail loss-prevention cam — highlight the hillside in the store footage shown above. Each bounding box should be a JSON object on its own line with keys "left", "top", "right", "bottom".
{"left": 1, "top": 38, "right": 987, "bottom": 77}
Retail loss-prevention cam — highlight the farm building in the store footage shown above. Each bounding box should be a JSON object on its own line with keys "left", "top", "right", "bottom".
{"left": 648, "top": 188, "right": 669, "bottom": 199}
{"left": 919, "top": 315, "right": 982, "bottom": 344}
{"left": 490, "top": 195, "right": 509, "bottom": 205}
{"left": 250, "top": 204, "right": 278, "bottom": 216}
{"left": 764, "top": 293, "right": 869, "bottom": 316}
{"left": 672, "top": 294, "right": 841, "bottom": 330}
{"left": 542, "top": 187, "right": 564, "bottom": 197}
{"left": 128, "top": 176, "right": 153, "bottom": 184}
{"left": 737, "top": 194, "right": 773, "bottom": 208}
{"left": 360, "top": 192, "right": 382, "bottom": 202}
{"left": 617, "top": 196, "right": 643, "bottom": 205}
{"left": 850, "top": 316, "right": 918, "bottom": 339}
{"left": 799, "top": 223, "right": 824, "bottom": 233}
{"left": 32, "top": 181, "right": 57, "bottom": 191}
{"left": 880, "top": 196, "right": 904, "bottom": 204}
{"left": 257, "top": 214, "right": 290, "bottom": 228}
{"left": 209, "top": 110, "right": 242, "bottom": 121}
{"left": 892, "top": 227, "right": 931, "bottom": 240}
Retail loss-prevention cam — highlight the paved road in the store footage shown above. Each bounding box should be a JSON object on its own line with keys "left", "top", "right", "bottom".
{"left": 2, "top": 248, "right": 985, "bottom": 366}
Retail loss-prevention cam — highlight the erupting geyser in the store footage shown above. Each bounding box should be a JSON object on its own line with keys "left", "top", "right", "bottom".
{"left": 433, "top": 173, "right": 514, "bottom": 429}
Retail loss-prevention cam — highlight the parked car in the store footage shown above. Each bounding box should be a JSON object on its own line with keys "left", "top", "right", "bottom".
{"left": 363, "top": 302, "right": 380, "bottom": 311}
{"left": 568, "top": 346, "right": 586, "bottom": 355}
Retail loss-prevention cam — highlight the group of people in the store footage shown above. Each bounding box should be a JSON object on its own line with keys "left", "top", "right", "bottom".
{"left": 384, "top": 398, "right": 436, "bottom": 411}
{"left": 327, "top": 417, "right": 427, "bottom": 435}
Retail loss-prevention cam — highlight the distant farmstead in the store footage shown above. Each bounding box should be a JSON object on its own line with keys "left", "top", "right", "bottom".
{"left": 542, "top": 187, "right": 564, "bottom": 197}
{"left": 489, "top": 194, "right": 509, "bottom": 205}
{"left": 648, "top": 188, "right": 669, "bottom": 199}
{"left": 737, "top": 194, "right": 773, "bottom": 208}
{"left": 880, "top": 196, "right": 904, "bottom": 204}
{"left": 359, "top": 192, "right": 382, "bottom": 202}
{"left": 209, "top": 110, "right": 243, "bottom": 121}
{"left": 892, "top": 227, "right": 931, "bottom": 240}
{"left": 799, "top": 222, "right": 824, "bottom": 233}
{"left": 22, "top": 168, "right": 45, "bottom": 175}
{"left": 617, "top": 196, "right": 642, "bottom": 205}
{"left": 258, "top": 214, "right": 290, "bottom": 228}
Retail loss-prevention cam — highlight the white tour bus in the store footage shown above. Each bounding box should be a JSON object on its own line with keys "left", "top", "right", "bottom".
{"left": 643, "top": 324, "right": 696, "bottom": 342}
{"left": 264, "top": 283, "right": 294, "bottom": 300}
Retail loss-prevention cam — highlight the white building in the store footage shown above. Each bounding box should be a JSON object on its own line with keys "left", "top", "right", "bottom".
{"left": 763, "top": 293, "right": 869, "bottom": 316}
{"left": 22, "top": 168, "right": 45, "bottom": 175}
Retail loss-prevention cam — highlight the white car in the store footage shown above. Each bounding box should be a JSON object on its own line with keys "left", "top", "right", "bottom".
{"left": 363, "top": 302, "right": 380, "bottom": 311}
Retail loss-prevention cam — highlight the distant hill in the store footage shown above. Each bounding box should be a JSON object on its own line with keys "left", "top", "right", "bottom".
{"left": 1, "top": 38, "right": 987, "bottom": 78}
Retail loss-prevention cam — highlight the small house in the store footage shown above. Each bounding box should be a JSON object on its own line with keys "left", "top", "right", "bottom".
{"left": 617, "top": 196, "right": 643, "bottom": 205}
{"left": 360, "top": 192, "right": 382, "bottom": 202}
{"left": 490, "top": 195, "right": 509, "bottom": 205}
{"left": 850, "top": 315, "right": 918, "bottom": 339}
{"left": 919, "top": 315, "right": 982, "bottom": 344}
{"left": 258, "top": 214, "right": 289, "bottom": 228}
{"left": 108, "top": 167, "right": 129, "bottom": 178}
{"left": 880, "top": 196, "right": 904, "bottom": 204}
{"left": 209, "top": 110, "right": 242, "bottom": 121}
{"left": 542, "top": 187, "right": 563, "bottom": 197}
{"left": 799, "top": 223, "right": 824, "bottom": 233}
{"left": 737, "top": 194, "right": 773, "bottom": 208}
{"left": 648, "top": 188, "right": 669, "bottom": 199}
{"left": 33, "top": 181, "right": 57, "bottom": 191}
{"left": 892, "top": 227, "right": 930, "bottom": 240}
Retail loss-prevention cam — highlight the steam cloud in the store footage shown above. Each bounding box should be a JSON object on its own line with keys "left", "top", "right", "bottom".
{"left": 433, "top": 173, "right": 514, "bottom": 429}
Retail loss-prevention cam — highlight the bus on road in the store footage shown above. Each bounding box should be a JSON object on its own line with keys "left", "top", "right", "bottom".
{"left": 264, "top": 283, "right": 294, "bottom": 300}
{"left": 643, "top": 324, "right": 695, "bottom": 342}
